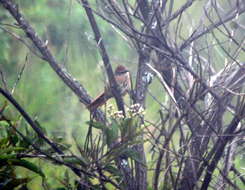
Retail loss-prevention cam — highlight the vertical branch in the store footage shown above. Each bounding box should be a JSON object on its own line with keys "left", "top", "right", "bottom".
{"left": 80, "top": 0, "right": 125, "bottom": 115}
{"left": 216, "top": 137, "right": 238, "bottom": 190}
{"left": 133, "top": 50, "right": 150, "bottom": 190}
{"left": 80, "top": 1, "right": 135, "bottom": 189}
{"left": 138, "top": 0, "right": 149, "bottom": 21}
{"left": 132, "top": 2, "right": 152, "bottom": 190}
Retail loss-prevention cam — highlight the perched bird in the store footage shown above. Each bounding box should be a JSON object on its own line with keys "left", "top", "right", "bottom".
{"left": 87, "top": 65, "right": 131, "bottom": 111}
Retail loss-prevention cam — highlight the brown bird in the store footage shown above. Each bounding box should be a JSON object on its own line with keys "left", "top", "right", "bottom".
{"left": 88, "top": 65, "right": 131, "bottom": 111}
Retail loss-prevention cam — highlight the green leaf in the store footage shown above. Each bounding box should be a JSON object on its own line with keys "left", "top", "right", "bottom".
{"left": 63, "top": 156, "right": 89, "bottom": 168}
{"left": 11, "top": 159, "right": 45, "bottom": 178}
{"left": 87, "top": 121, "right": 106, "bottom": 130}
{"left": 120, "top": 118, "right": 137, "bottom": 141}
{"left": 102, "top": 139, "right": 144, "bottom": 163}
{"left": 147, "top": 186, "right": 154, "bottom": 190}
{"left": 57, "top": 143, "right": 72, "bottom": 151}
{"left": 105, "top": 123, "right": 119, "bottom": 146}
{"left": 0, "top": 154, "right": 17, "bottom": 162}
{"left": 121, "top": 148, "right": 142, "bottom": 163}
{"left": 0, "top": 147, "right": 25, "bottom": 154}
{"left": 0, "top": 137, "right": 9, "bottom": 147}
{"left": 104, "top": 165, "right": 121, "bottom": 177}
{"left": 120, "top": 118, "right": 132, "bottom": 134}
{"left": 10, "top": 134, "right": 19, "bottom": 145}
{"left": 0, "top": 120, "right": 9, "bottom": 127}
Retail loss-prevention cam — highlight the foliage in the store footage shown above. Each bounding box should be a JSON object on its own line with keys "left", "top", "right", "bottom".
{"left": 0, "top": 0, "right": 245, "bottom": 190}
{"left": 0, "top": 101, "right": 145, "bottom": 189}
{"left": 0, "top": 119, "right": 44, "bottom": 189}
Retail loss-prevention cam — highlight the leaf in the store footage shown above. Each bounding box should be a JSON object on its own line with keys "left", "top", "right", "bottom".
{"left": 10, "top": 134, "right": 19, "bottom": 145}
{"left": 63, "top": 156, "right": 89, "bottom": 168}
{"left": 105, "top": 123, "right": 119, "bottom": 146}
{"left": 10, "top": 159, "right": 45, "bottom": 178}
{"left": 102, "top": 139, "right": 145, "bottom": 163}
{"left": 0, "top": 121, "right": 9, "bottom": 127}
{"left": 87, "top": 121, "right": 106, "bottom": 130}
{"left": 120, "top": 118, "right": 133, "bottom": 137}
{"left": 0, "top": 137, "right": 9, "bottom": 147}
{"left": 19, "top": 138, "right": 31, "bottom": 148}
{"left": 147, "top": 187, "right": 154, "bottom": 190}
{"left": 57, "top": 143, "right": 72, "bottom": 151}
{"left": 0, "top": 154, "right": 17, "bottom": 162}
{"left": 120, "top": 118, "right": 137, "bottom": 141}
{"left": 0, "top": 147, "right": 25, "bottom": 154}
{"left": 121, "top": 148, "right": 142, "bottom": 163}
{"left": 0, "top": 178, "right": 30, "bottom": 190}
{"left": 104, "top": 165, "right": 121, "bottom": 177}
{"left": 90, "top": 184, "right": 101, "bottom": 190}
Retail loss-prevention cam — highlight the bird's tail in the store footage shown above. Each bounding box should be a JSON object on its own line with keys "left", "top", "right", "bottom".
{"left": 87, "top": 92, "right": 111, "bottom": 111}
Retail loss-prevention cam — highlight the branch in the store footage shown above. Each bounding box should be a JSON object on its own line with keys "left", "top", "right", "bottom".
{"left": 231, "top": 165, "right": 245, "bottom": 185}
{"left": 138, "top": 0, "right": 149, "bottom": 21}
{"left": 81, "top": 0, "right": 125, "bottom": 115}
{"left": 200, "top": 105, "right": 245, "bottom": 190}
{"left": 80, "top": 1, "right": 135, "bottom": 189}
{"left": 1, "top": 114, "right": 83, "bottom": 177}
{"left": 0, "top": 25, "right": 43, "bottom": 59}
{"left": 162, "top": 0, "right": 195, "bottom": 26}
{"left": 0, "top": 0, "right": 105, "bottom": 122}
{"left": 180, "top": 3, "right": 245, "bottom": 50}
{"left": 0, "top": 87, "right": 63, "bottom": 154}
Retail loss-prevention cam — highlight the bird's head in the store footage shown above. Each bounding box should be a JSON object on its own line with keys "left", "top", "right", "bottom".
{"left": 115, "top": 65, "right": 129, "bottom": 75}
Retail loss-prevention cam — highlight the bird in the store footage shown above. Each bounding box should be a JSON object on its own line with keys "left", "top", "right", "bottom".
{"left": 87, "top": 65, "right": 131, "bottom": 111}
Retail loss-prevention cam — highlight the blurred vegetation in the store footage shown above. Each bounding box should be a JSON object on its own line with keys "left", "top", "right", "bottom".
{"left": 0, "top": 0, "right": 136, "bottom": 132}
{"left": 0, "top": 0, "right": 140, "bottom": 189}
{"left": 0, "top": 0, "right": 244, "bottom": 189}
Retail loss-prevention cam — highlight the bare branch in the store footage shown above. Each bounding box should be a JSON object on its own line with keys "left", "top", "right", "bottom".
{"left": 0, "top": 0, "right": 105, "bottom": 122}
{"left": 81, "top": 0, "right": 126, "bottom": 115}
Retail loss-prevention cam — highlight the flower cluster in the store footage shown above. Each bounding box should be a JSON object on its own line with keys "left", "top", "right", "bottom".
{"left": 107, "top": 104, "right": 124, "bottom": 119}
{"left": 111, "top": 110, "right": 124, "bottom": 119}
{"left": 127, "top": 103, "right": 145, "bottom": 117}
{"left": 106, "top": 103, "right": 145, "bottom": 119}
